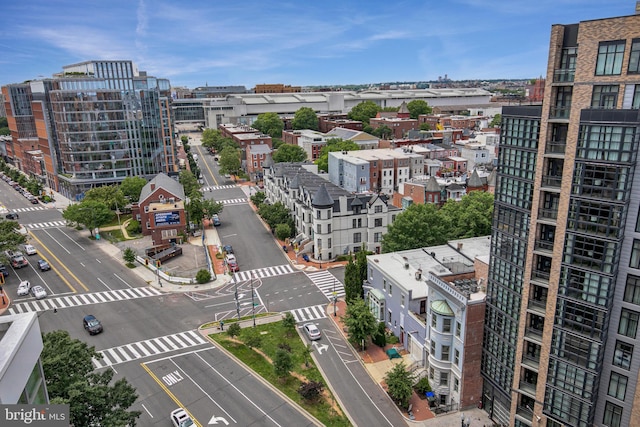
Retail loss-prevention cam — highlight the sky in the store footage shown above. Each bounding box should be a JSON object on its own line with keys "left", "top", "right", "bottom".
{"left": 0, "top": 0, "right": 636, "bottom": 89}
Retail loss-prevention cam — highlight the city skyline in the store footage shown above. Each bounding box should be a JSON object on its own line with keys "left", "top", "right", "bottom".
{"left": 0, "top": 0, "right": 635, "bottom": 89}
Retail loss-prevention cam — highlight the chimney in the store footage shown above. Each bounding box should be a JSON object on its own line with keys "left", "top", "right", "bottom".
{"left": 457, "top": 242, "right": 463, "bottom": 250}
{"left": 150, "top": 183, "right": 156, "bottom": 191}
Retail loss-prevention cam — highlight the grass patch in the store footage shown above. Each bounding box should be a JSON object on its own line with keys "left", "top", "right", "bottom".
{"left": 211, "top": 322, "right": 350, "bottom": 427}
{"left": 202, "top": 313, "right": 274, "bottom": 329}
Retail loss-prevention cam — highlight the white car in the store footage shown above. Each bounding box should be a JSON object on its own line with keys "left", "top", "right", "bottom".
{"left": 24, "top": 244, "right": 37, "bottom": 255}
{"left": 30, "top": 285, "right": 47, "bottom": 300}
{"left": 170, "top": 408, "right": 194, "bottom": 427}
{"left": 303, "top": 323, "right": 321, "bottom": 341}
{"left": 17, "top": 280, "right": 31, "bottom": 296}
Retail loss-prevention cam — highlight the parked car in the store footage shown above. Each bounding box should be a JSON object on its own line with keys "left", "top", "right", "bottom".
{"left": 0, "top": 263, "right": 8, "bottom": 277}
{"left": 30, "top": 285, "right": 47, "bottom": 300}
{"left": 83, "top": 314, "right": 103, "bottom": 335}
{"left": 17, "top": 281, "right": 31, "bottom": 296}
{"left": 225, "top": 254, "right": 239, "bottom": 272}
{"left": 29, "top": 198, "right": 39, "bottom": 204}
{"left": 5, "top": 213, "right": 19, "bottom": 220}
{"left": 37, "top": 259, "right": 51, "bottom": 271}
{"left": 212, "top": 214, "right": 221, "bottom": 226}
{"left": 10, "top": 252, "right": 28, "bottom": 269}
{"left": 170, "top": 408, "right": 194, "bottom": 427}
{"left": 223, "top": 245, "right": 234, "bottom": 254}
{"left": 23, "top": 244, "right": 37, "bottom": 255}
{"left": 303, "top": 323, "right": 321, "bottom": 341}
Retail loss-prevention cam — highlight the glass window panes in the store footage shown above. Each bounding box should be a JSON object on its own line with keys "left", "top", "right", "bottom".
{"left": 618, "top": 308, "right": 639, "bottom": 338}
{"left": 603, "top": 401, "right": 623, "bottom": 427}
{"left": 591, "top": 85, "right": 619, "bottom": 108}
{"left": 613, "top": 341, "right": 633, "bottom": 370}
{"left": 608, "top": 372, "right": 628, "bottom": 400}
{"left": 631, "top": 240, "right": 640, "bottom": 269}
{"left": 624, "top": 275, "right": 640, "bottom": 305}
{"left": 443, "top": 318, "right": 452, "bottom": 333}
{"left": 596, "top": 41, "right": 625, "bottom": 75}
{"left": 629, "top": 39, "right": 640, "bottom": 74}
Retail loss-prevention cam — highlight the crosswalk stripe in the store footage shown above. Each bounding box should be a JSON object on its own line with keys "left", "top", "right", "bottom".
{"left": 305, "top": 271, "right": 346, "bottom": 301}
{"left": 220, "top": 198, "right": 248, "bottom": 205}
{"left": 105, "top": 349, "right": 123, "bottom": 365}
{"left": 8, "top": 286, "right": 163, "bottom": 315}
{"left": 160, "top": 337, "right": 180, "bottom": 351}
{"left": 289, "top": 304, "right": 327, "bottom": 323}
{"left": 142, "top": 340, "right": 160, "bottom": 354}
{"left": 231, "top": 264, "right": 295, "bottom": 283}
{"left": 25, "top": 221, "right": 66, "bottom": 229}
{"left": 124, "top": 344, "right": 141, "bottom": 359}
{"left": 153, "top": 338, "right": 171, "bottom": 352}
{"left": 134, "top": 343, "right": 151, "bottom": 357}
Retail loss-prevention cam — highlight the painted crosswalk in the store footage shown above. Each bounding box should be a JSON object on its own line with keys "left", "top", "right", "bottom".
{"left": 7, "top": 287, "right": 163, "bottom": 315}
{"left": 26, "top": 221, "right": 67, "bottom": 230}
{"left": 202, "top": 185, "right": 236, "bottom": 191}
{"left": 92, "top": 330, "right": 209, "bottom": 368}
{"left": 220, "top": 198, "right": 248, "bottom": 206}
{"left": 305, "top": 270, "right": 346, "bottom": 301}
{"left": 231, "top": 264, "right": 295, "bottom": 283}
{"left": 10, "top": 206, "right": 46, "bottom": 213}
{"left": 289, "top": 304, "right": 327, "bottom": 323}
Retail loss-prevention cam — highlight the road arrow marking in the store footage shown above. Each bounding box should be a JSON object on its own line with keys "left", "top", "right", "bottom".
{"left": 209, "top": 415, "right": 230, "bottom": 425}
{"left": 313, "top": 341, "right": 329, "bottom": 355}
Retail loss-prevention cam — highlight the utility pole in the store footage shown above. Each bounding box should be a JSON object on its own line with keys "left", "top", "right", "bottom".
{"left": 234, "top": 276, "right": 240, "bottom": 320}
{"left": 251, "top": 272, "right": 256, "bottom": 327}
{"left": 333, "top": 278, "right": 337, "bottom": 317}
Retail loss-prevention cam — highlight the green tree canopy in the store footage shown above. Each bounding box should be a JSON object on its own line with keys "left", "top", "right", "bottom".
{"left": 384, "top": 362, "right": 415, "bottom": 408}
{"left": 0, "top": 116, "right": 8, "bottom": 136}
{"left": 406, "top": 100, "right": 432, "bottom": 119}
{"left": 202, "top": 198, "right": 224, "bottom": 219}
{"left": 42, "top": 331, "right": 141, "bottom": 426}
{"left": 0, "top": 220, "right": 27, "bottom": 261}
{"left": 62, "top": 200, "right": 115, "bottom": 236}
{"left": 119, "top": 176, "right": 147, "bottom": 203}
{"left": 291, "top": 107, "right": 319, "bottom": 130}
{"left": 273, "top": 348, "right": 294, "bottom": 378}
{"left": 218, "top": 146, "right": 242, "bottom": 178}
{"left": 381, "top": 203, "right": 449, "bottom": 253}
{"left": 250, "top": 191, "right": 267, "bottom": 207}
{"left": 178, "top": 170, "right": 200, "bottom": 198}
{"left": 186, "top": 195, "right": 204, "bottom": 225}
{"left": 343, "top": 297, "right": 377, "bottom": 349}
{"left": 252, "top": 112, "right": 284, "bottom": 138}
{"left": 344, "top": 257, "right": 361, "bottom": 303}
{"left": 347, "top": 101, "right": 381, "bottom": 124}
{"left": 371, "top": 124, "right": 393, "bottom": 139}
{"left": 272, "top": 143, "right": 307, "bottom": 163}
{"left": 83, "top": 185, "right": 127, "bottom": 211}
{"left": 315, "top": 138, "right": 361, "bottom": 172}
{"left": 440, "top": 191, "right": 494, "bottom": 239}
{"left": 490, "top": 113, "right": 502, "bottom": 128}
{"left": 419, "top": 123, "right": 431, "bottom": 131}
{"left": 258, "top": 202, "right": 293, "bottom": 231}
{"left": 275, "top": 223, "right": 292, "bottom": 240}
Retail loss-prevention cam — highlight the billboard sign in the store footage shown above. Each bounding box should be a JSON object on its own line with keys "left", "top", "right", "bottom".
{"left": 155, "top": 211, "right": 181, "bottom": 227}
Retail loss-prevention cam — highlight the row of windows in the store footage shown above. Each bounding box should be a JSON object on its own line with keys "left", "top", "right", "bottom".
{"left": 500, "top": 118, "right": 540, "bottom": 147}
{"left": 572, "top": 162, "right": 631, "bottom": 202}
{"left": 544, "top": 386, "right": 591, "bottom": 427}
{"left": 547, "top": 358, "right": 597, "bottom": 400}
{"left": 596, "top": 39, "right": 640, "bottom": 76}
{"left": 495, "top": 178, "right": 535, "bottom": 210}
{"left": 576, "top": 125, "right": 638, "bottom": 163}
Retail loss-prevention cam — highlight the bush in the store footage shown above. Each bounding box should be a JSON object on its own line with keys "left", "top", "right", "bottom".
{"left": 126, "top": 219, "right": 141, "bottom": 234}
{"left": 386, "top": 333, "right": 400, "bottom": 345}
{"left": 227, "top": 322, "right": 241, "bottom": 338}
{"left": 298, "top": 381, "right": 324, "bottom": 401}
{"left": 335, "top": 254, "right": 351, "bottom": 262}
{"left": 414, "top": 376, "right": 431, "bottom": 395}
{"left": 372, "top": 322, "right": 387, "bottom": 347}
{"left": 195, "top": 269, "right": 211, "bottom": 283}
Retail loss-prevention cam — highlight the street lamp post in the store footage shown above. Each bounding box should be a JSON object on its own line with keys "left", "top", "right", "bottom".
{"left": 319, "top": 253, "right": 322, "bottom": 270}
{"left": 251, "top": 272, "right": 256, "bottom": 327}
{"left": 234, "top": 276, "right": 240, "bottom": 320}
{"left": 333, "top": 279, "right": 337, "bottom": 317}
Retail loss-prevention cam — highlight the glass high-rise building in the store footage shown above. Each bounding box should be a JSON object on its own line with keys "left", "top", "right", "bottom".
{"left": 2, "top": 60, "right": 176, "bottom": 199}
{"left": 482, "top": 8, "right": 640, "bottom": 427}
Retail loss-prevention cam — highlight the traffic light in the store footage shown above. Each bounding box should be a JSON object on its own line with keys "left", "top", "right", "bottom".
{"left": 155, "top": 260, "right": 161, "bottom": 268}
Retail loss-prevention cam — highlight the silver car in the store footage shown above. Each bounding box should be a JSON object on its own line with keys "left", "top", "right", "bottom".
{"left": 30, "top": 285, "right": 47, "bottom": 300}
{"left": 303, "top": 323, "right": 321, "bottom": 341}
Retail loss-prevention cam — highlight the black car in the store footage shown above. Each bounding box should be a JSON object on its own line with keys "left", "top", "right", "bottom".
{"left": 0, "top": 263, "right": 8, "bottom": 278}
{"left": 83, "top": 314, "right": 103, "bottom": 335}
{"left": 5, "top": 213, "right": 19, "bottom": 220}
{"left": 223, "top": 245, "right": 234, "bottom": 254}
{"left": 37, "top": 259, "right": 51, "bottom": 271}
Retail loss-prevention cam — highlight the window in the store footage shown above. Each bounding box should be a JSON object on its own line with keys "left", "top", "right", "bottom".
{"left": 353, "top": 232, "right": 361, "bottom": 243}
{"left": 603, "top": 401, "right": 623, "bottom": 427}
{"left": 592, "top": 85, "right": 619, "bottom": 108}
{"left": 253, "top": 161, "right": 258, "bottom": 167}
{"left": 442, "top": 345, "right": 450, "bottom": 361}
{"left": 443, "top": 319, "right": 452, "bottom": 333}
{"left": 374, "top": 232, "right": 382, "bottom": 242}
{"left": 375, "top": 205, "right": 383, "bottom": 213}
{"left": 375, "top": 218, "right": 383, "bottom": 227}
{"left": 440, "top": 372, "right": 449, "bottom": 386}
{"left": 596, "top": 41, "right": 625, "bottom": 75}
{"left": 619, "top": 309, "right": 639, "bottom": 338}
{"left": 327, "top": 224, "right": 331, "bottom": 233}
{"left": 383, "top": 279, "right": 387, "bottom": 292}
{"left": 430, "top": 340, "right": 436, "bottom": 356}
{"left": 454, "top": 349, "right": 460, "bottom": 365}
{"left": 630, "top": 240, "right": 640, "bottom": 268}
{"left": 429, "top": 366, "right": 434, "bottom": 379}
{"left": 317, "top": 224, "right": 321, "bottom": 234}
{"left": 316, "top": 210, "right": 321, "bottom": 219}
{"left": 388, "top": 309, "right": 392, "bottom": 323}
{"left": 633, "top": 85, "right": 640, "bottom": 109}
{"left": 608, "top": 372, "right": 628, "bottom": 400}
{"left": 613, "top": 341, "right": 633, "bottom": 370}
{"left": 389, "top": 284, "right": 392, "bottom": 296}
{"left": 455, "top": 321, "right": 461, "bottom": 338}
{"left": 401, "top": 294, "right": 405, "bottom": 307}
{"left": 454, "top": 377, "right": 459, "bottom": 392}
{"left": 624, "top": 275, "right": 640, "bottom": 305}
{"left": 328, "top": 238, "right": 332, "bottom": 249}
{"left": 629, "top": 38, "right": 640, "bottom": 74}
{"left": 432, "top": 313, "right": 437, "bottom": 328}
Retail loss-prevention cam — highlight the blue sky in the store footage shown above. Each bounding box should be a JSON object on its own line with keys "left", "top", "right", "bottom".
{"left": 0, "top": 0, "right": 635, "bottom": 88}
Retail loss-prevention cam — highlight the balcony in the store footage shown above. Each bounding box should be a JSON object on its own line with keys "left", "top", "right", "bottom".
{"left": 521, "top": 354, "right": 540, "bottom": 371}
{"left": 531, "top": 269, "right": 550, "bottom": 283}
{"left": 534, "top": 239, "right": 554, "bottom": 253}
{"left": 538, "top": 208, "right": 558, "bottom": 221}
{"left": 518, "top": 380, "right": 538, "bottom": 397}
{"left": 544, "top": 140, "right": 566, "bottom": 155}
{"left": 525, "top": 327, "right": 543, "bottom": 342}
{"left": 515, "top": 406, "right": 534, "bottom": 426}
{"left": 528, "top": 298, "right": 547, "bottom": 315}
{"left": 549, "top": 106, "right": 571, "bottom": 120}
{"left": 553, "top": 69, "right": 575, "bottom": 83}
{"left": 541, "top": 175, "right": 562, "bottom": 188}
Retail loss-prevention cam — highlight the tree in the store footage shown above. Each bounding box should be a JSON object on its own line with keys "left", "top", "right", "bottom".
{"left": 440, "top": 191, "right": 494, "bottom": 239}
{"left": 181, "top": 135, "right": 189, "bottom": 145}
{"left": 42, "top": 331, "right": 140, "bottom": 426}
{"left": 83, "top": 185, "right": 127, "bottom": 211}
{"left": 272, "top": 144, "right": 307, "bottom": 163}
{"left": 406, "top": 100, "right": 432, "bottom": 119}
{"left": 372, "top": 124, "right": 393, "bottom": 139}
{"left": 275, "top": 223, "right": 292, "bottom": 241}
{"left": 343, "top": 298, "right": 377, "bottom": 349}
{"left": 120, "top": 176, "right": 147, "bottom": 202}
{"left": 196, "top": 269, "right": 211, "bottom": 283}
{"left": 243, "top": 328, "right": 262, "bottom": 349}
{"left": 301, "top": 344, "right": 313, "bottom": 368}
{"left": 62, "top": 200, "right": 114, "bottom": 237}
{"left": 250, "top": 191, "right": 267, "bottom": 207}
{"left": 201, "top": 128, "right": 220, "bottom": 151}
{"left": 292, "top": 107, "right": 319, "bottom": 130}
{"left": 252, "top": 112, "right": 284, "bottom": 138}
{"left": 419, "top": 123, "right": 431, "bottom": 131}
{"left": 0, "top": 220, "right": 27, "bottom": 257}
{"left": 202, "top": 198, "right": 224, "bottom": 219}
{"left": 381, "top": 203, "right": 449, "bottom": 253}
{"left": 490, "top": 113, "right": 502, "bottom": 128}
{"left": 315, "top": 138, "right": 361, "bottom": 172}
{"left": 344, "top": 257, "right": 361, "bottom": 303}
{"left": 258, "top": 202, "right": 292, "bottom": 231}
{"left": 0, "top": 117, "right": 8, "bottom": 136}
{"left": 273, "top": 348, "right": 294, "bottom": 379}
{"left": 355, "top": 248, "right": 369, "bottom": 294}
{"left": 347, "top": 101, "right": 380, "bottom": 124}
{"left": 384, "top": 362, "right": 415, "bottom": 408}
{"left": 372, "top": 322, "right": 387, "bottom": 347}
{"left": 282, "top": 312, "right": 296, "bottom": 336}
{"left": 186, "top": 195, "right": 204, "bottom": 226}
{"left": 218, "top": 146, "right": 242, "bottom": 178}
{"left": 179, "top": 170, "right": 199, "bottom": 198}
{"left": 123, "top": 248, "right": 136, "bottom": 267}
{"left": 227, "top": 322, "right": 241, "bottom": 338}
